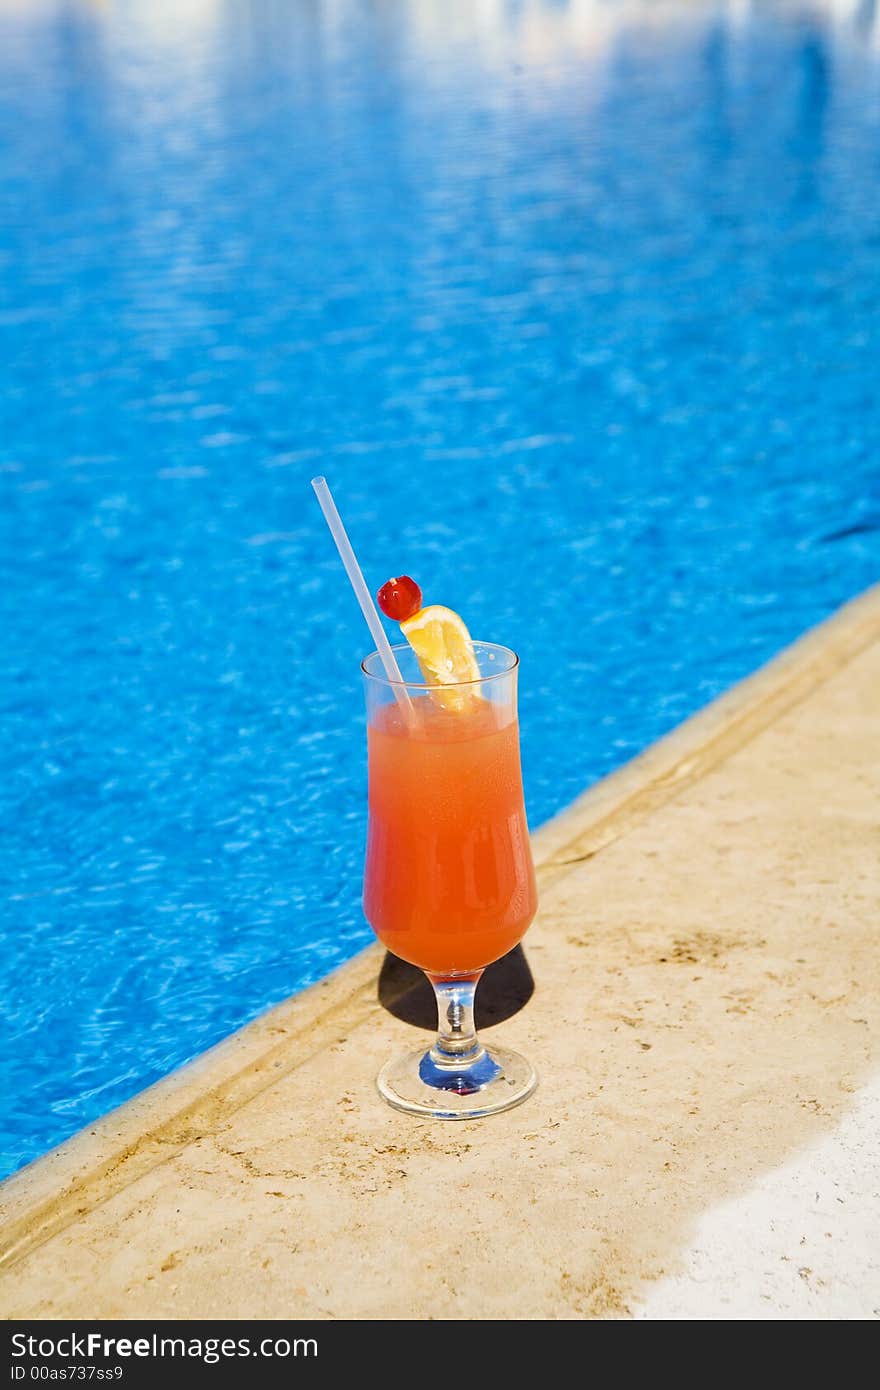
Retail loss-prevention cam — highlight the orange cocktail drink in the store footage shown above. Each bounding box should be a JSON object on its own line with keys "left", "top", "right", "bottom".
{"left": 364, "top": 694, "right": 537, "bottom": 976}
{"left": 361, "top": 627, "right": 538, "bottom": 1120}
{"left": 309, "top": 483, "right": 539, "bottom": 1119}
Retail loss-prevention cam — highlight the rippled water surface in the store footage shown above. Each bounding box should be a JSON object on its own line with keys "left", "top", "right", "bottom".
{"left": 1, "top": 0, "right": 879, "bottom": 1176}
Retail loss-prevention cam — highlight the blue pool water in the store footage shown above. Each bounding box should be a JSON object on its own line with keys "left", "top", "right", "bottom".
{"left": 1, "top": 0, "right": 879, "bottom": 1178}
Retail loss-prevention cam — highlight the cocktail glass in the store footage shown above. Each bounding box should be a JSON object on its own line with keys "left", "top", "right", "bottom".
{"left": 362, "top": 641, "right": 538, "bottom": 1119}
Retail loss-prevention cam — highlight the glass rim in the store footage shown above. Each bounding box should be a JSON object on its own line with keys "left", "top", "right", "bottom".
{"left": 361, "top": 640, "right": 519, "bottom": 690}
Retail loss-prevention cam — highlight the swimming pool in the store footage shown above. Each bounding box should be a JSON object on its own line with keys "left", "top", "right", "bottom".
{"left": 2, "top": 0, "right": 878, "bottom": 1178}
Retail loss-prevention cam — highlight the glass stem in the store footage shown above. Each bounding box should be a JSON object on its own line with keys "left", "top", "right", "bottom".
{"left": 427, "top": 972, "right": 484, "bottom": 1065}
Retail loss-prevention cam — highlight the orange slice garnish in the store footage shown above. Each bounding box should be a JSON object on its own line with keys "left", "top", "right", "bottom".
{"left": 400, "top": 605, "right": 480, "bottom": 708}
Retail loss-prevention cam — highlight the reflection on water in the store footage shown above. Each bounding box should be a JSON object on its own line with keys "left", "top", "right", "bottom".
{"left": 1, "top": 0, "right": 879, "bottom": 1175}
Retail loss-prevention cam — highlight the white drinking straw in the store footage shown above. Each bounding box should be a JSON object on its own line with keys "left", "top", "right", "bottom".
{"left": 311, "top": 476, "right": 413, "bottom": 714}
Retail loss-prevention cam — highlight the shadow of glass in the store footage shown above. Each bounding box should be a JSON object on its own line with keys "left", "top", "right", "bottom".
{"left": 377, "top": 944, "right": 534, "bottom": 1032}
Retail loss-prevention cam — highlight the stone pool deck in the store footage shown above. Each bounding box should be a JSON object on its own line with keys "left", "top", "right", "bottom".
{"left": 2, "top": 586, "right": 879, "bottom": 1320}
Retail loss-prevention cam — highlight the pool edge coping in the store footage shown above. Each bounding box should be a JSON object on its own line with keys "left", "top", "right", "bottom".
{"left": 3, "top": 581, "right": 880, "bottom": 1271}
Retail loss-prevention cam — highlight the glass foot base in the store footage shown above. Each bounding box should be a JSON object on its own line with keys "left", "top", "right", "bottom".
{"left": 377, "top": 1043, "right": 537, "bottom": 1119}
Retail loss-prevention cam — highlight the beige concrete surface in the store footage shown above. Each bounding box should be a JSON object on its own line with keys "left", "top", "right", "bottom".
{"left": 2, "top": 587, "right": 879, "bottom": 1319}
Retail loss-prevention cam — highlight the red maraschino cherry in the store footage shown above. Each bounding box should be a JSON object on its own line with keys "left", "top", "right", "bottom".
{"left": 377, "top": 575, "right": 422, "bottom": 622}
